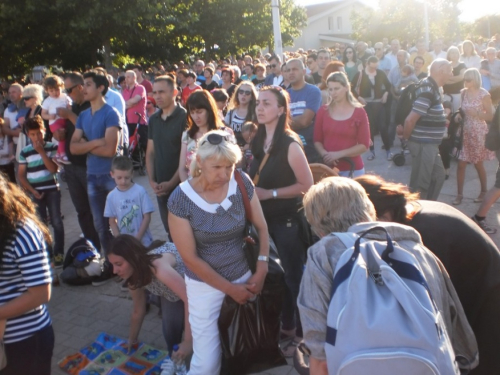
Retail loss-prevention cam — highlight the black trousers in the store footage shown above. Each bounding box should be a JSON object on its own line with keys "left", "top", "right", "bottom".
{"left": 1, "top": 324, "right": 54, "bottom": 375}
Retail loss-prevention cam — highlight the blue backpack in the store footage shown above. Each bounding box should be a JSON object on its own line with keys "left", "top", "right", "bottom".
{"left": 325, "top": 226, "right": 459, "bottom": 375}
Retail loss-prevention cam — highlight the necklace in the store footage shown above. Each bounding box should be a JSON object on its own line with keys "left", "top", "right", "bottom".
{"left": 264, "top": 138, "right": 272, "bottom": 152}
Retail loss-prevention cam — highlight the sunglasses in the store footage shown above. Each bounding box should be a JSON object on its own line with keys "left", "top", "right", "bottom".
{"left": 270, "top": 64, "right": 278, "bottom": 68}
{"left": 65, "top": 85, "right": 79, "bottom": 94}
{"left": 147, "top": 101, "right": 153, "bottom": 104}
{"left": 201, "top": 133, "right": 235, "bottom": 146}
{"left": 238, "top": 90, "right": 252, "bottom": 96}
{"left": 23, "top": 96, "right": 33, "bottom": 101}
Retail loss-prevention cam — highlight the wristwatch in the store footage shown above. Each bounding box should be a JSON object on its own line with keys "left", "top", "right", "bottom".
{"left": 272, "top": 189, "right": 278, "bottom": 199}
{"left": 257, "top": 255, "right": 269, "bottom": 263}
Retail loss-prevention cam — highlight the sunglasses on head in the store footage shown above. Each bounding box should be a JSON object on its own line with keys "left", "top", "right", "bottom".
{"left": 238, "top": 89, "right": 252, "bottom": 96}
{"left": 23, "top": 96, "right": 33, "bottom": 101}
{"left": 65, "top": 85, "right": 79, "bottom": 95}
{"left": 201, "top": 133, "right": 235, "bottom": 146}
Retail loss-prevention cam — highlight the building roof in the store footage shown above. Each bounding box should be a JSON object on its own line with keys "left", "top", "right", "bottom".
{"left": 305, "top": 0, "right": 345, "bottom": 18}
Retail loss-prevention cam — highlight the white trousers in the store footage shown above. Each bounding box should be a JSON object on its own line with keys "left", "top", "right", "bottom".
{"left": 186, "top": 271, "right": 251, "bottom": 375}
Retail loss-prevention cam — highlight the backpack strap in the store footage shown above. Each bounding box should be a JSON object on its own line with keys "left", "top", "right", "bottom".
{"left": 332, "top": 232, "right": 358, "bottom": 250}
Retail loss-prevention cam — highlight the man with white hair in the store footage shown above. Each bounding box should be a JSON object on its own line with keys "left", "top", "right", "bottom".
{"left": 385, "top": 39, "right": 401, "bottom": 70}
{"left": 194, "top": 60, "right": 206, "bottom": 84}
{"left": 356, "top": 41, "right": 372, "bottom": 67}
{"left": 1, "top": 83, "right": 24, "bottom": 152}
{"left": 400, "top": 59, "right": 453, "bottom": 200}
{"left": 480, "top": 47, "right": 500, "bottom": 90}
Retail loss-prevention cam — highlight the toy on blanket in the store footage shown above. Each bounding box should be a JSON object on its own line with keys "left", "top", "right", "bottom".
{"left": 58, "top": 332, "right": 168, "bottom": 375}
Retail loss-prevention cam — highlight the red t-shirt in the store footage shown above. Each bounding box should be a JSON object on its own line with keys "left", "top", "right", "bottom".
{"left": 122, "top": 84, "right": 147, "bottom": 124}
{"left": 181, "top": 85, "right": 202, "bottom": 106}
{"left": 313, "top": 105, "right": 370, "bottom": 171}
{"left": 140, "top": 79, "right": 153, "bottom": 94}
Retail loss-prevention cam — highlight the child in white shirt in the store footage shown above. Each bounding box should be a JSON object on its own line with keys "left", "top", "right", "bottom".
{"left": 41, "top": 75, "right": 72, "bottom": 164}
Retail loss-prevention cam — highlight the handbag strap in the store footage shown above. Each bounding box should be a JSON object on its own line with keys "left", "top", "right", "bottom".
{"left": 252, "top": 153, "right": 270, "bottom": 186}
{"left": 235, "top": 170, "right": 251, "bottom": 221}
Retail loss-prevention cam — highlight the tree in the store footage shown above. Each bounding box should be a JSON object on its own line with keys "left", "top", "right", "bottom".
{"left": 351, "top": 0, "right": 462, "bottom": 46}
{"left": 0, "top": 0, "right": 306, "bottom": 76}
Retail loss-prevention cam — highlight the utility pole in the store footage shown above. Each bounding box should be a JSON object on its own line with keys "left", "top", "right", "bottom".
{"left": 424, "top": 1, "right": 429, "bottom": 49}
{"left": 271, "top": 0, "right": 283, "bottom": 59}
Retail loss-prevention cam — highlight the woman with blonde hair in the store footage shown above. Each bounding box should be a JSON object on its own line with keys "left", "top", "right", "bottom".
{"left": 453, "top": 68, "right": 495, "bottom": 205}
{"left": 443, "top": 46, "right": 467, "bottom": 111}
{"left": 314, "top": 71, "right": 370, "bottom": 177}
{"left": 168, "top": 130, "right": 269, "bottom": 374}
{"left": 461, "top": 40, "right": 481, "bottom": 70}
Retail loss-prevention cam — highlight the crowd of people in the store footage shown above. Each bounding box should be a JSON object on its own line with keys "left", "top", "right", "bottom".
{"left": 0, "top": 34, "right": 500, "bottom": 375}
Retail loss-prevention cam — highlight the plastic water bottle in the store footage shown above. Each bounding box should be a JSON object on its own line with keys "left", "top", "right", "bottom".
{"left": 172, "top": 344, "right": 187, "bottom": 375}
{"left": 160, "top": 356, "right": 175, "bottom": 375}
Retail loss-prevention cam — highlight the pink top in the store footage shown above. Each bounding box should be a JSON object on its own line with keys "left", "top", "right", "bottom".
{"left": 313, "top": 105, "right": 370, "bottom": 171}
{"left": 122, "top": 84, "right": 147, "bottom": 124}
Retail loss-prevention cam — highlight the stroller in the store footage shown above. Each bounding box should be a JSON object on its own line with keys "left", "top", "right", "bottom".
{"left": 127, "top": 112, "right": 147, "bottom": 175}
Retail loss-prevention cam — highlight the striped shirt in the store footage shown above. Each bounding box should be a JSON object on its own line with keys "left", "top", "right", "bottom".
{"left": 410, "top": 76, "right": 446, "bottom": 144}
{"left": 0, "top": 220, "right": 52, "bottom": 343}
{"left": 19, "top": 142, "right": 58, "bottom": 191}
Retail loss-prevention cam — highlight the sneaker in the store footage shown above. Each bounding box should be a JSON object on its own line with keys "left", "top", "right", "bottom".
{"left": 54, "top": 254, "right": 64, "bottom": 268}
{"left": 386, "top": 151, "right": 394, "bottom": 161}
{"left": 471, "top": 216, "right": 497, "bottom": 234}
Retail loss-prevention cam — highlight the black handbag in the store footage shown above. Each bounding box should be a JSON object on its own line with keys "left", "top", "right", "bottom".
{"left": 217, "top": 170, "right": 286, "bottom": 375}
{"left": 485, "top": 106, "right": 500, "bottom": 151}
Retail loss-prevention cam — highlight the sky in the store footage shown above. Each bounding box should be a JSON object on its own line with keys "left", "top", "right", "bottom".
{"left": 295, "top": 0, "right": 500, "bottom": 22}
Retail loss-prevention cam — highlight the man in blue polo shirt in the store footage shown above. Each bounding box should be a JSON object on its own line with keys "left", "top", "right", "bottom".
{"left": 70, "top": 70, "right": 123, "bottom": 255}
{"left": 287, "top": 58, "right": 322, "bottom": 163}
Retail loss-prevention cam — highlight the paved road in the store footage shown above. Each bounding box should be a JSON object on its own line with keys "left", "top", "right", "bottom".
{"left": 49, "top": 139, "right": 500, "bottom": 374}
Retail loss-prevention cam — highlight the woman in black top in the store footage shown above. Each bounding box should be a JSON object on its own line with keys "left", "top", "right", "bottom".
{"left": 356, "top": 174, "right": 500, "bottom": 375}
{"left": 351, "top": 56, "right": 391, "bottom": 160}
{"left": 250, "top": 86, "right": 313, "bottom": 356}
{"left": 443, "top": 46, "right": 466, "bottom": 112}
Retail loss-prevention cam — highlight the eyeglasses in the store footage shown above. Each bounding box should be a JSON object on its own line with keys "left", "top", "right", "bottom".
{"left": 201, "top": 133, "right": 235, "bottom": 146}
{"left": 23, "top": 96, "right": 33, "bottom": 101}
{"left": 238, "top": 90, "right": 252, "bottom": 96}
{"left": 270, "top": 64, "right": 279, "bottom": 68}
{"left": 65, "top": 85, "right": 79, "bottom": 94}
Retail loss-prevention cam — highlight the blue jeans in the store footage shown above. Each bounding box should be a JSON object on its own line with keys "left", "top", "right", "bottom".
{"left": 87, "top": 173, "right": 116, "bottom": 252}
{"left": 65, "top": 164, "right": 101, "bottom": 250}
{"left": 268, "top": 216, "right": 307, "bottom": 337}
{"left": 160, "top": 297, "right": 185, "bottom": 354}
{"left": 34, "top": 190, "right": 64, "bottom": 257}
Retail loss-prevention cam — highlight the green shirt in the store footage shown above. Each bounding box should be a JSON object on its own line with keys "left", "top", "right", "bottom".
{"left": 147, "top": 105, "right": 186, "bottom": 184}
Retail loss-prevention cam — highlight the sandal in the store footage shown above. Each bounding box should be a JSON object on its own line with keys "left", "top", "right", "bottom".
{"left": 474, "top": 191, "right": 487, "bottom": 203}
{"left": 281, "top": 337, "right": 302, "bottom": 358}
{"left": 452, "top": 194, "right": 463, "bottom": 205}
{"left": 367, "top": 152, "right": 375, "bottom": 161}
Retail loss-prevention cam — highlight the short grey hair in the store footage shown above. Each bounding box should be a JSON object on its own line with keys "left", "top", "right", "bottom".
{"left": 287, "top": 58, "right": 305, "bottom": 70}
{"left": 303, "top": 177, "right": 376, "bottom": 237}
{"left": 22, "top": 84, "right": 44, "bottom": 105}
{"left": 190, "top": 130, "right": 242, "bottom": 177}
{"left": 464, "top": 68, "right": 482, "bottom": 89}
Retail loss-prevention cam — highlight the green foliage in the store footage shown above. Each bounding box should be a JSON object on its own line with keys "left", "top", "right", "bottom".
{"left": 351, "top": 0, "right": 462, "bottom": 44}
{"left": 469, "top": 15, "right": 500, "bottom": 39}
{"left": 0, "top": 0, "right": 306, "bottom": 76}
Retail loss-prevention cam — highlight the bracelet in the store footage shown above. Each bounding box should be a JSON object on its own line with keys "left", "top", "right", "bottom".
{"left": 257, "top": 255, "right": 269, "bottom": 263}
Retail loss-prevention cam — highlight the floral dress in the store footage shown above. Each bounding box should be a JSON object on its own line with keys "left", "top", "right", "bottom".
{"left": 459, "top": 88, "right": 495, "bottom": 164}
